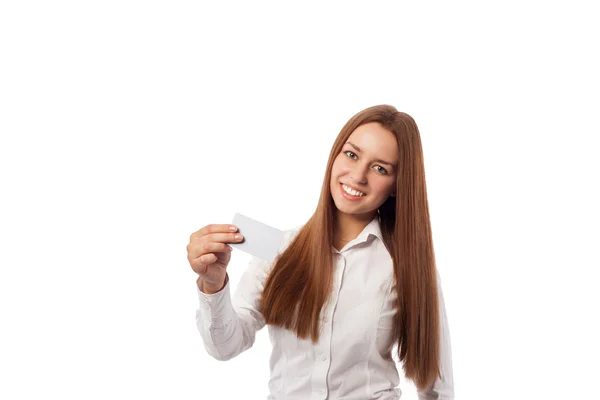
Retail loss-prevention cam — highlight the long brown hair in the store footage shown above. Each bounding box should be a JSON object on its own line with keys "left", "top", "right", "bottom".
{"left": 259, "top": 104, "right": 440, "bottom": 390}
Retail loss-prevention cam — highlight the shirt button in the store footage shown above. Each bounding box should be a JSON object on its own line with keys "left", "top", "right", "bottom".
{"left": 318, "top": 355, "right": 327, "bottom": 362}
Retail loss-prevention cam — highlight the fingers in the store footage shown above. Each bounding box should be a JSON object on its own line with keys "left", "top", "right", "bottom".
{"left": 192, "top": 224, "right": 238, "bottom": 240}
{"left": 188, "top": 231, "right": 244, "bottom": 255}
{"left": 195, "top": 254, "right": 218, "bottom": 274}
{"left": 190, "top": 225, "right": 243, "bottom": 246}
{"left": 188, "top": 241, "right": 232, "bottom": 261}
{"left": 187, "top": 224, "right": 245, "bottom": 273}
{"left": 194, "top": 249, "right": 230, "bottom": 275}
{"left": 205, "top": 232, "right": 244, "bottom": 244}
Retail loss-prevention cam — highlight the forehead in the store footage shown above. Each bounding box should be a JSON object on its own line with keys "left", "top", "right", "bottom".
{"left": 346, "top": 122, "right": 398, "bottom": 158}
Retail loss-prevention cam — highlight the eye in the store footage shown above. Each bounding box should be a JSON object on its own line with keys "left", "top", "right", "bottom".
{"left": 375, "top": 165, "right": 388, "bottom": 175}
{"left": 344, "top": 151, "right": 388, "bottom": 175}
{"left": 344, "top": 150, "right": 357, "bottom": 159}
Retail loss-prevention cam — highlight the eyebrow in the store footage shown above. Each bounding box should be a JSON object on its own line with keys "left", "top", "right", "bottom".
{"left": 345, "top": 142, "right": 397, "bottom": 170}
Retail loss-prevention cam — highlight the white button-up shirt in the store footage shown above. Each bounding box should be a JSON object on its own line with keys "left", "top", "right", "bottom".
{"left": 196, "top": 216, "right": 454, "bottom": 399}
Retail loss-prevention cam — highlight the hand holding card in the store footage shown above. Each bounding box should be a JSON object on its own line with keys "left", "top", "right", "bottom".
{"left": 229, "top": 213, "right": 284, "bottom": 262}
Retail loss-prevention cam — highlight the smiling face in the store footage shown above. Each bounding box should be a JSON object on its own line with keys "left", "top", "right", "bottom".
{"left": 329, "top": 122, "right": 398, "bottom": 221}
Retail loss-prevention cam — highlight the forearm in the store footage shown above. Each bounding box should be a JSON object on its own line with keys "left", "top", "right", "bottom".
{"left": 196, "top": 274, "right": 257, "bottom": 360}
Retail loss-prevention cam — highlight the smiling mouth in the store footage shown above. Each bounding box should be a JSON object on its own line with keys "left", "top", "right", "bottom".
{"left": 340, "top": 183, "right": 367, "bottom": 197}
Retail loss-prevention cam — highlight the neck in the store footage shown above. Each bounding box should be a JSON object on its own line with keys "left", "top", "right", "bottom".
{"left": 334, "top": 210, "right": 376, "bottom": 243}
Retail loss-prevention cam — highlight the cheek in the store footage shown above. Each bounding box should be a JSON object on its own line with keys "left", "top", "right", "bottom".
{"left": 372, "top": 180, "right": 395, "bottom": 196}
{"left": 330, "top": 157, "right": 345, "bottom": 177}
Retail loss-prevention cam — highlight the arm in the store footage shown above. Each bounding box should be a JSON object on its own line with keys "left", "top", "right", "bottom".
{"left": 198, "top": 274, "right": 228, "bottom": 294}
{"left": 195, "top": 255, "right": 272, "bottom": 361}
{"left": 417, "top": 269, "right": 455, "bottom": 400}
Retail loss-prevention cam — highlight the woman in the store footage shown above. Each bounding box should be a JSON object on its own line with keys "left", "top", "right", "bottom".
{"left": 188, "top": 104, "right": 454, "bottom": 399}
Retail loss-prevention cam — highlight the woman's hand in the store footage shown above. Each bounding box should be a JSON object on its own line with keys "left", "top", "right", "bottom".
{"left": 187, "top": 224, "right": 244, "bottom": 292}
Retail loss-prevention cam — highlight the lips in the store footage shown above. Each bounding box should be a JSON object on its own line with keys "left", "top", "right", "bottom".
{"left": 340, "top": 183, "right": 366, "bottom": 200}
{"left": 341, "top": 182, "right": 367, "bottom": 196}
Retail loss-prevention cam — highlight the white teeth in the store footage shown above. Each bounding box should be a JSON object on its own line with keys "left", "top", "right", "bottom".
{"left": 342, "top": 184, "right": 365, "bottom": 197}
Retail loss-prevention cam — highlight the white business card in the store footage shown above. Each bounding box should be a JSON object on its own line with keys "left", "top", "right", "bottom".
{"left": 229, "top": 213, "right": 284, "bottom": 262}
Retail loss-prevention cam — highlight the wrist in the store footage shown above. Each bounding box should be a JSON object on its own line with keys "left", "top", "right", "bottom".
{"left": 198, "top": 275, "right": 227, "bottom": 294}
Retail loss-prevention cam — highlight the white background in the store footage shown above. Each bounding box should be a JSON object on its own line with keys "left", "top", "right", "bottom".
{"left": 1, "top": 1, "right": 599, "bottom": 399}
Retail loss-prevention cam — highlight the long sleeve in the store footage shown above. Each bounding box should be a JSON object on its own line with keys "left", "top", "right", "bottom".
{"left": 417, "top": 269, "right": 455, "bottom": 400}
{"left": 195, "top": 255, "right": 272, "bottom": 361}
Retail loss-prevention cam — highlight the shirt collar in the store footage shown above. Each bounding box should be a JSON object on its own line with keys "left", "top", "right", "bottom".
{"left": 355, "top": 214, "right": 383, "bottom": 243}
{"left": 332, "top": 214, "right": 383, "bottom": 253}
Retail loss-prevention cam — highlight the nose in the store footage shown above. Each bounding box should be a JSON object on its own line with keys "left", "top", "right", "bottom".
{"left": 350, "top": 163, "right": 368, "bottom": 185}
